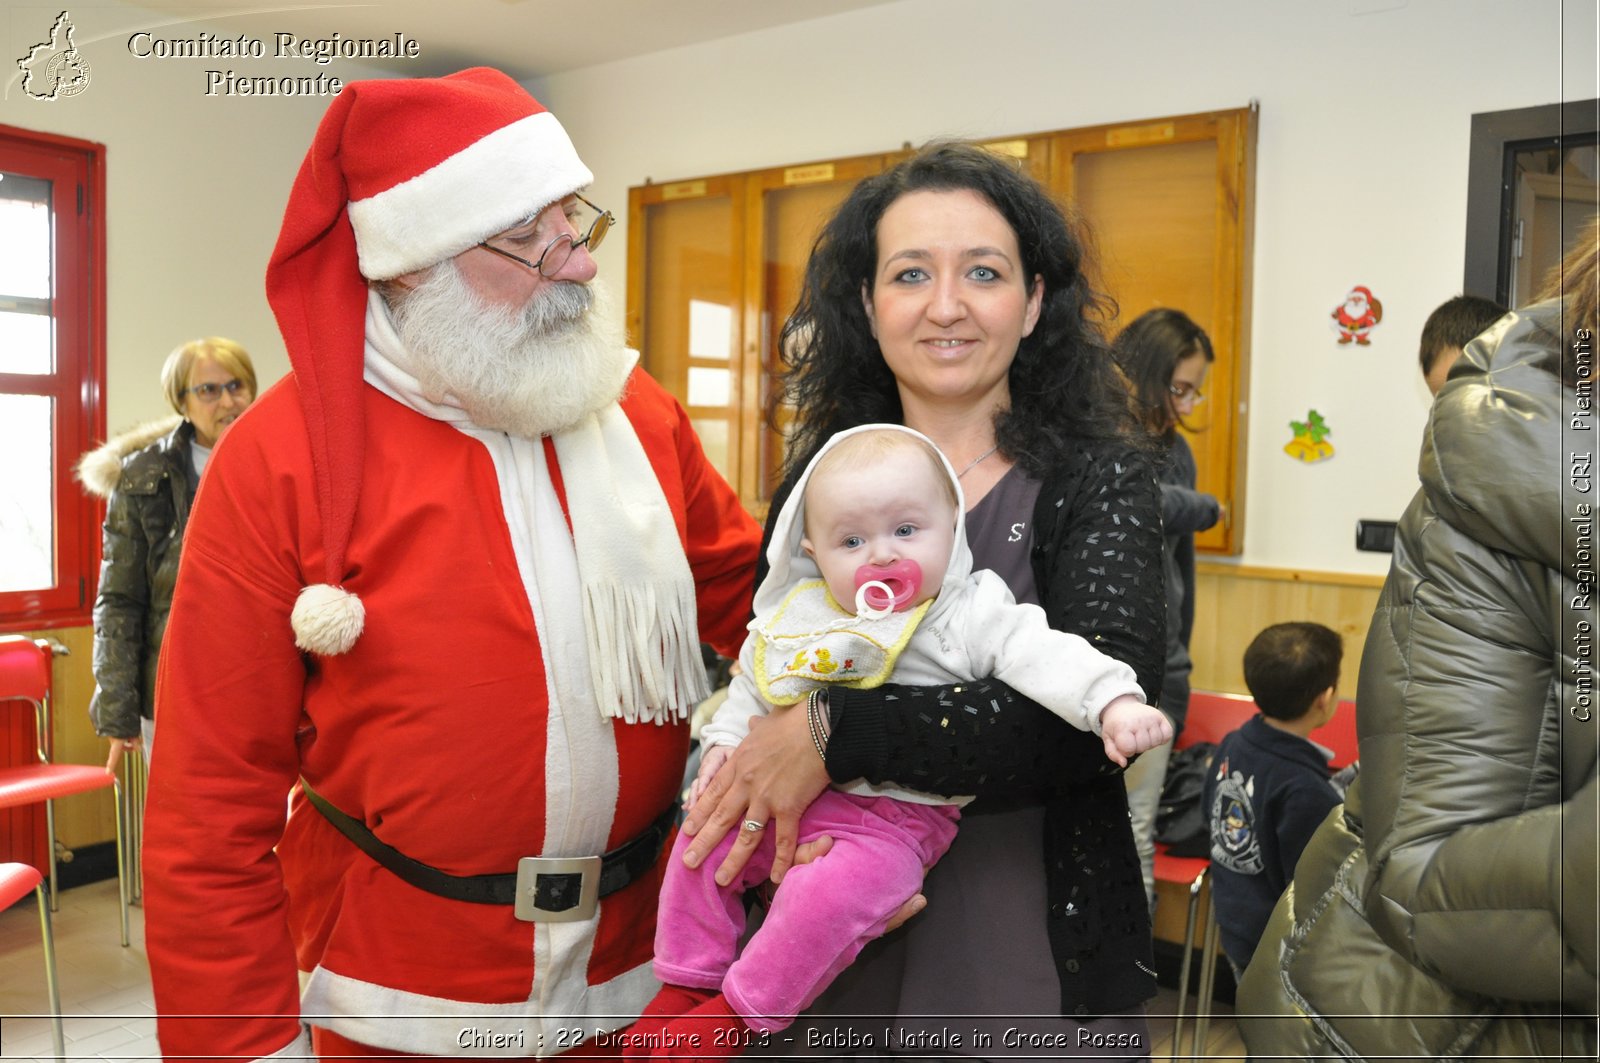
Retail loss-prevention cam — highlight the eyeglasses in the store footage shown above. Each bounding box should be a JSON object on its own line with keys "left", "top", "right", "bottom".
{"left": 1167, "top": 382, "right": 1205, "bottom": 404}
{"left": 476, "top": 193, "right": 614, "bottom": 278}
{"left": 181, "top": 379, "right": 249, "bottom": 404}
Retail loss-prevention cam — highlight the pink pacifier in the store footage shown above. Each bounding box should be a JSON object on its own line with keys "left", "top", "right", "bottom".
{"left": 853, "top": 559, "right": 923, "bottom": 618}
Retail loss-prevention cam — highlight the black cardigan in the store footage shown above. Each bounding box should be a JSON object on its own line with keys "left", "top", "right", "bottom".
{"left": 760, "top": 436, "right": 1168, "bottom": 1017}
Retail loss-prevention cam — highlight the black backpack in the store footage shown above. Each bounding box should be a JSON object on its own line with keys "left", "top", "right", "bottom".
{"left": 1154, "top": 742, "right": 1216, "bottom": 858}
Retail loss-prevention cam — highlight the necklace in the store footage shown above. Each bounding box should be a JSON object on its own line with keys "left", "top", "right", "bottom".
{"left": 956, "top": 445, "right": 999, "bottom": 479}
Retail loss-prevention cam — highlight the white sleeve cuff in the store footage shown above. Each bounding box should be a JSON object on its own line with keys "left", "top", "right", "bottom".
{"left": 260, "top": 1027, "right": 313, "bottom": 1060}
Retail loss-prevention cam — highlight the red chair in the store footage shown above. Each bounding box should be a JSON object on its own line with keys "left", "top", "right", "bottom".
{"left": 0, "top": 861, "right": 64, "bottom": 1058}
{"left": 1311, "top": 698, "right": 1360, "bottom": 770}
{"left": 0, "top": 635, "right": 129, "bottom": 946}
{"left": 1154, "top": 690, "right": 1255, "bottom": 1061}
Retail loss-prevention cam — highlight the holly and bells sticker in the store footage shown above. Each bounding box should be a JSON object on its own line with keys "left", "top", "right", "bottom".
{"left": 1284, "top": 409, "right": 1334, "bottom": 463}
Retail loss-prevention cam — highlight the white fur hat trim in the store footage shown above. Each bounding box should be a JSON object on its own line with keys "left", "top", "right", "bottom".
{"left": 347, "top": 111, "right": 592, "bottom": 281}
{"left": 291, "top": 583, "right": 366, "bottom": 656}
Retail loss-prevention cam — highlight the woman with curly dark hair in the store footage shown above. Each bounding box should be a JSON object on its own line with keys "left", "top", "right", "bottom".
{"left": 778, "top": 143, "right": 1136, "bottom": 474}
{"left": 679, "top": 142, "right": 1168, "bottom": 1055}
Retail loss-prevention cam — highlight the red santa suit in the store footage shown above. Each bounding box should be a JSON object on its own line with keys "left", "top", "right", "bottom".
{"left": 140, "top": 69, "right": 760, "bottom": 1060}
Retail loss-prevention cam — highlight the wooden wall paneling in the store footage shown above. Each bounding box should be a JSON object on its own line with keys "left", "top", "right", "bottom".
{"left": 1189, "top": 564, "right": 1384, "bottom": 697}
{"left": 975, "top": 134, "right": 1053, "bottom": 187}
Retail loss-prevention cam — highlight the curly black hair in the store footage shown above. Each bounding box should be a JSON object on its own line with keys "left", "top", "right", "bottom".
{"left": 773, "top": 141, "right": 1140, "bottom": 478}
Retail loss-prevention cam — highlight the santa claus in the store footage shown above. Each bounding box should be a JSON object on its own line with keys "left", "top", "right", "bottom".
{"left": 142, "top": 68, "right": 760, "bottom": 1059}
{"left": 1332, "top": 285, "right": 1383, "bottom": 345}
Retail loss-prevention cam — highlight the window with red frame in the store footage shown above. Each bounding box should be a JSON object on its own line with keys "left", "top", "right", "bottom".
{"left": 0, "top": 125, "right": 105, "bottom": 630}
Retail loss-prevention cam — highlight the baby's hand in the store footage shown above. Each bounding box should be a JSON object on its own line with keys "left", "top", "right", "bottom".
{"left": 1099, "top": 695, "right": 1174, "bottom": 767}
{"left": 687, "top": 743, "right": 733, "bottom": 811}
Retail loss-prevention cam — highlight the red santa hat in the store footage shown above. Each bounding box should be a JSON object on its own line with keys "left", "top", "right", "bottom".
{"left": 266, "top": 68, "right": 593, "bottom": 655}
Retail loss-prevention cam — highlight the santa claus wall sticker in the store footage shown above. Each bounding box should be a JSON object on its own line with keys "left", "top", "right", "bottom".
{"left": 1332, "top": 285, "right": 1383, "bottom": 345}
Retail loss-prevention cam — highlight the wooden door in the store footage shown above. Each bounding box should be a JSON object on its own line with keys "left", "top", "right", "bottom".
{"left": 627, "top": 176, "right": 747, "bottom": 494}
{"left": 745, "top": 156, "right": 885, "bottom": 514}
{"left": 1051, "top": 107, "right": 1256, "bottom": 554}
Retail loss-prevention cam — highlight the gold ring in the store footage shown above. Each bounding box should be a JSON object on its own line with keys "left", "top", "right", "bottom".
{"left": 741, "top": 819, "right": 764, "bottom": 833}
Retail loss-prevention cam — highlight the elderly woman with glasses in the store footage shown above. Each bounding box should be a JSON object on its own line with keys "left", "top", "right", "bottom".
{"left": 77, "top": 337, "right": 258, "bottom": 769}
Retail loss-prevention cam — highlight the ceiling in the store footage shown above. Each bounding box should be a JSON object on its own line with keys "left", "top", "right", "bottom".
{"left": 129, "top": 0, "right": 903, "bottom": 80}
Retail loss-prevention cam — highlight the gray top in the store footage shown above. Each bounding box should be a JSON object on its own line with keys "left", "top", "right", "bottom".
{"left": 963, "top": 464, "right": 1042, "bottom": 606}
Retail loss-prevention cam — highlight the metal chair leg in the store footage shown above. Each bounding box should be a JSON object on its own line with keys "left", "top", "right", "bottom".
{"left": 120, "top": 751, "right": 146, "bottom": 905}
{"left": 113, "top": 777, "right": 129, "bottom": 947}
{"left": 1170, "top": 873, "right": 1204, "bottom": 1061}
{"left": 132, "top": 750, "right": 147, "bottom": 903}
{"left": 1190, "top": 893, "right": 1221, "bottom": 1060}
{"left": 36, "top": 881, "right": 65, "bottom": 1060}
{"left": 45, "top": 797, "right": 59, "bottom": 912}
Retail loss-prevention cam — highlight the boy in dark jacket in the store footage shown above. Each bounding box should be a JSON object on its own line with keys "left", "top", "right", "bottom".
{"left": 1204, "top": 622, "right": 1343, "bottom": 974}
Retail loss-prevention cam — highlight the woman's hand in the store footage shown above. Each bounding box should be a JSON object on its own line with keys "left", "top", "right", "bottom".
{"left": 680, "top": 703, "right": 829, "bottom": 887}
{"left": 104, "top": 735, "right": 143, "bottom": 774}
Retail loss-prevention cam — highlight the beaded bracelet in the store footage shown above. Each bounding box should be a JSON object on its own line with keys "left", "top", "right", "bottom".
{"left": 805, "top": 688, "right": 829, "bottom": 763}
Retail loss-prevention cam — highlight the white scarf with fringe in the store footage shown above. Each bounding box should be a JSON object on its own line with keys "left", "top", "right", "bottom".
{"left": 362, "top": 290, "right": 706, "bottom": 724}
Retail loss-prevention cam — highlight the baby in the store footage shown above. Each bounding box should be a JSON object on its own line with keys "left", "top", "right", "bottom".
{"left": 632, "top": 425, "right": 1171, "bottom": 1059}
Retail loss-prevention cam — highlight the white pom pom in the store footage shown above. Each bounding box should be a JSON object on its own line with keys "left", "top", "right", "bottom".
{"left": 291, "top": 583, "right": 365, "bottom": 655}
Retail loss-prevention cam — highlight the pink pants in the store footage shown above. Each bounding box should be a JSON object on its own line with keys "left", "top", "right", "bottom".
{"left": 653, "top": 789, "right": 959, "bottom": 1031}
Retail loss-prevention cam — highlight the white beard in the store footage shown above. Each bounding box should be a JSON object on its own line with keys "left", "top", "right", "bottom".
{"left": 387, "top": 262, "right": 631, "bottom": 439}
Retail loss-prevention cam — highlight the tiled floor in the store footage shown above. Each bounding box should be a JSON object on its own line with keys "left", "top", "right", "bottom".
{"left": 0, "top": 880, "right": 1244, "bottom": 1061}
{"left": 0, "top": 879, "right": 154, "bottom": 1061}
{"left": 1147, "top": 985, "right": 1246, "bottom": 1062}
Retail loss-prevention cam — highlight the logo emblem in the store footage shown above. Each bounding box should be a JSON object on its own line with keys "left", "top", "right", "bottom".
{"left": 18, "top": 11, "right": 92, "bottom": 101}
{"left": 1209, "top": 762, "right": 1262, "bottom": 874}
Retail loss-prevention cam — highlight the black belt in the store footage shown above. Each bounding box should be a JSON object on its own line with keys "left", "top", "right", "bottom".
{"left": 300, "top": 779, "right": 676, "bottom": 922}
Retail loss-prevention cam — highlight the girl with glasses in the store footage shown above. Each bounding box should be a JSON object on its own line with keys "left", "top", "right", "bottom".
{"left": 1111, "top": 308, "right": 1223, "bottom": 913}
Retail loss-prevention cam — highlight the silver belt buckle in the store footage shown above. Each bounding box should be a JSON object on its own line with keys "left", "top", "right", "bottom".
{"left": 513, "top": 855, "right": 601, "bottom": 923}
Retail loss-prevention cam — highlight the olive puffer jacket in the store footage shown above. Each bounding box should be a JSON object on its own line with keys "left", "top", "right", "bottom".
{"left": 1238, "top": 303, "right": 1599, "bottom": 1060}
{"left": 78, "top": 416, "right": 194, "bottom": 740}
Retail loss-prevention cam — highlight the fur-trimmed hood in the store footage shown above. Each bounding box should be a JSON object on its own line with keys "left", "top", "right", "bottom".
{"left": 76, "top": 415, "right": 185, "bottom": 499}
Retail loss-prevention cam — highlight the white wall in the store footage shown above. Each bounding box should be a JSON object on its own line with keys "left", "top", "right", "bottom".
{"left": 3, "top": 0, "right": 1593, "bottom": 575}
{"left": 534, "top": 0, "right": 1597, "bottom": 575}
{"left": 0, "top": 1, "right": 401, "bottom": 432}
